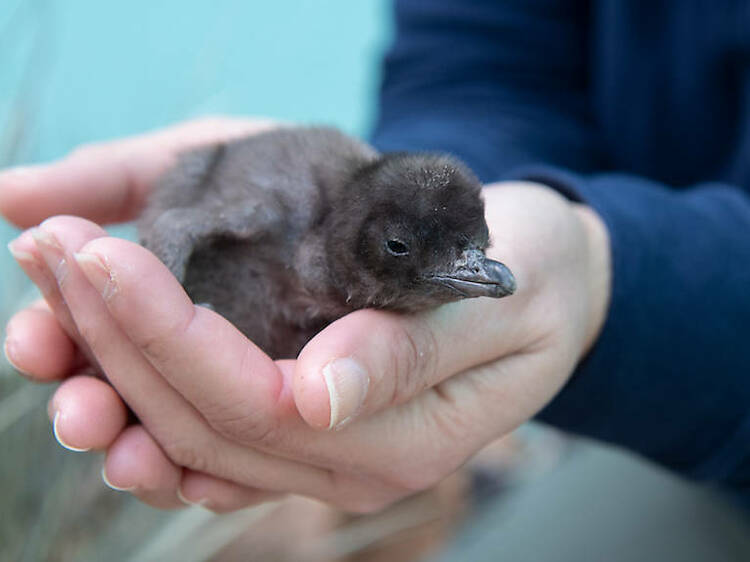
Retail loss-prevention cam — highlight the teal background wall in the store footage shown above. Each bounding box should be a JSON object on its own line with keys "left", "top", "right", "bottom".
{"left": 0, "top": 0, "right": 390, "bottom": 326}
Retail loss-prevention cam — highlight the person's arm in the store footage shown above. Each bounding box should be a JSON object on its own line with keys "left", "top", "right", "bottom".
{"left": 372, "top": 0, "right": 750, "bottom": 501}
{"left": 524, "top": 170, "right": 750, "bottom": 495}
{"left": 372, "top": 0, "right": 603, "bottom": 178}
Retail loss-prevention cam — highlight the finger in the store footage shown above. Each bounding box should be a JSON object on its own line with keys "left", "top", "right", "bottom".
{"left": 179, "top": 471, "right": 283, "bottom": 513}
{"left": 293, "top": 291, "right": 532, "bottom": 430}
{"left": 33, "top": 217, "right": 347, "bottom": 502}
{"left": 103, "top": 425, "right": 187, "bottom": 510}
{"left": 8, "top": 233, "right": 61, "bottom": 302}
{"left": 106, "top": 428, "right": 283, "bottom": 512}
{"left": 0, "top": 117, "right": 276, "bottom": 228}
{"left": 72, "top": 236, "right": 294, "bottom": 444}
{"left": 9, "top": 229, "right": 100, "bottom": 370}
{"left": 49, "top": 375, "right": 129, "bottom": 451}
{"left": 4, "top": 305, "right": 76, "bottom": 381}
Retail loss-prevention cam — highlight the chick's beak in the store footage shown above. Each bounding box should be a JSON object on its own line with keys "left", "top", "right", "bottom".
{"left": 428, "top": 249, "right": 516, "bottom": 298}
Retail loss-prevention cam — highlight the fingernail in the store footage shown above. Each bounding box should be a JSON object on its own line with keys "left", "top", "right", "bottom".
{"left": 176, "top": 486, "right": 211, "bottom": 509}
{"left": 7, "top": 238, "right": 36, "bottom": 264}
{"left": 9, "top": 236, "right": 58, "bottom": 297}
{"left": 74, "top": 252, "right": 118, "bottom": 300}
{"left": 322, "top": 357, "right": 369, "bottom": 430}
{"left": 52, "top": 410, "right": 91, "bottom": 452}
{"left": 31, "top": 228, "right": 69, "bottom": 284}
{"left": 101, "top": 465, "right": 137, "bottom": 492}
{"left": 3, "top": 336, "right": 30, "bottom": 376}
{"left": 31, "top": 227, "right": 62, "bottom": 252}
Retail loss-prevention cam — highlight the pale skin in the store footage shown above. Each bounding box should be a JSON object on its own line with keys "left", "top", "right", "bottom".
{"left": 1, "top": 117, "right": 611, "bottom": 513}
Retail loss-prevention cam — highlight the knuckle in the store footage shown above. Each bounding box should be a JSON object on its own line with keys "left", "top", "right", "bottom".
{"left": 388, "top": 318, "right": 440, "bottom": 405}
{"left": 430, "top": 384, "right": 472, "bottom": 436}
{"left": 428, "top": 411, "right": 474, "bottom": 461}
{"left": 207, "top": 407, "right": 278, "bottom": 446}
{"left": 176, "top": 116, "right": 239, "bottom": 141}
{"left": 137, "top": 309, "right": 194, "bottom": 364}
{"left": 191, "top": 115, "right": 233, "bottom": 130}
{"left": 69, "top": 142, "right": 106, "bottom": 160}
{"left": 186, "top": 115, "right": 221, "bottom": 128}
{"left": 428, "top": 381, "right": 493, "bottom": 453}
{"left": 162, "top": 437, "right": 211, "bottom": 472}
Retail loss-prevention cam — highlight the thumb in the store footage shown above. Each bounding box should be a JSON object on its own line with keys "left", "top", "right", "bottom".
{"left": 293, "top": 294, "right": 525, "bottom": 430}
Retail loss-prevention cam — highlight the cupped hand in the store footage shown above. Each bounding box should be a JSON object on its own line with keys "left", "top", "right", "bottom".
{"left": 3, "top": 116, "right": 276, "bottom": 381}
{"left": 0, "top": 116, "right": 277, "bottom": 229}
{"left": 2, "top": 122, "right": 611, "bottom": 514}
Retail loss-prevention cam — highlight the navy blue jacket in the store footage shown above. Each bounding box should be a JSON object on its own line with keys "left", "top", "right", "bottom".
{"left": 371, "top": 0, "right": 750, "bottom": 504}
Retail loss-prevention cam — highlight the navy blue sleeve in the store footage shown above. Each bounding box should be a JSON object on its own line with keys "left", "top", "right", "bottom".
{"left": 371, "top": 0, "right": 750, "bottom": 505}
{"left": 518, "top": 167, "right": 750, "bottom": 505}
{"left": 372, "top": 0, "right": 606, "bottom": 178}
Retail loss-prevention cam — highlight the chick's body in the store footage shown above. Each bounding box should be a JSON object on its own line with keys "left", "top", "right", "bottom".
{"left": 138, "top": 127, "right": 514, "bottom": 359}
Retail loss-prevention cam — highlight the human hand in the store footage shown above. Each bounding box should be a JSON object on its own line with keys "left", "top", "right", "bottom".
{"left": 0, "top": 117, "right": 278, "bottom": 230}
{"left": 2, "top": 116, "right": 277, "bottom": 379}
{"left": 3, "top": 139, "right": 611, "bottom": 512}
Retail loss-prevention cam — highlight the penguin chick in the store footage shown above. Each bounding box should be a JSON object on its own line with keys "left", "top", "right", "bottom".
{"left": 138, "top": 127, "right": 516, "bottom": 359}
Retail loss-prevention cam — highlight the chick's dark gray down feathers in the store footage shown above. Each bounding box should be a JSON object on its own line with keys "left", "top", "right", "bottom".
{"left": 138, "top": 127, "right": 516, "bottom": 359}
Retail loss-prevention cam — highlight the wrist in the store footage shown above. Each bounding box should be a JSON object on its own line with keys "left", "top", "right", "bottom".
{"left": 573, "top": 204, "right": 612, "bottom": 357}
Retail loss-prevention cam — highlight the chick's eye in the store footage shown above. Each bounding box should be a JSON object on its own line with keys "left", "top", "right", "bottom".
{"left": 386, "top": 238, "right": 410, "bottom": 256}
